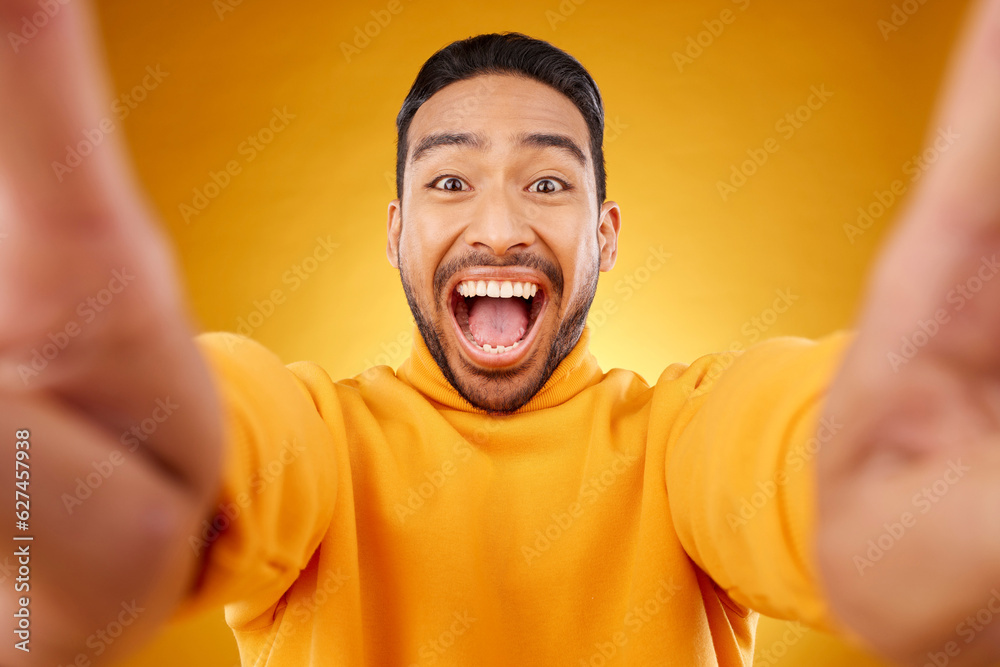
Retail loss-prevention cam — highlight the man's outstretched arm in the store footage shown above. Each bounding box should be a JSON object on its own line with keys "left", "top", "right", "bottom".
{"left": 818, "top": 0, "right": 1000, "bottom": 663}
{"left": 0, "top": 2, "right": 224, "bottom": 663}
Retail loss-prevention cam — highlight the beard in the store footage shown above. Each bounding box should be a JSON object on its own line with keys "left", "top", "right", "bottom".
{"left": 398, "top": 247, "right": 599, "bottom": 415}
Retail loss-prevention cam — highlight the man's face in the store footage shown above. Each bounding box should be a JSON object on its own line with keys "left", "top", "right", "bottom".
{"left": 387, "top": 74, "right": 620, "bottom": 414}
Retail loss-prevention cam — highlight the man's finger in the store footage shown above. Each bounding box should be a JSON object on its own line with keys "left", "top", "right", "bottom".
{"left": 907, "top": 0, "right": 1000, "bottom": 232}
{"left": 0, "top": 0, "right": 148, "bottom": 231}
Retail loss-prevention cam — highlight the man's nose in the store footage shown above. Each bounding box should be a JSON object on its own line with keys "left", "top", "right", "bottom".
{"left": 462, "top": 187, "right": 536, "bottom": 256}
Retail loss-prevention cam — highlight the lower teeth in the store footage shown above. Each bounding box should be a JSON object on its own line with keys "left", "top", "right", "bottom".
{"left": 481, "top": 341, "right": 519, "bottom": 354}
{"left": 467, "top": 335, "right": 522, "bottom": 354}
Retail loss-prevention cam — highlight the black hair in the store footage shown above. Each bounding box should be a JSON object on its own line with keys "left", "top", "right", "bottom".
{"left": 395, "top": 32, "right": 606, "bottom": 204}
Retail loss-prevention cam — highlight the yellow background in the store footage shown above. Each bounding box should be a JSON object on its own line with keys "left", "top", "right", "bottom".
{"left": 87, "top": 0, "right": 972, "bottom": 664}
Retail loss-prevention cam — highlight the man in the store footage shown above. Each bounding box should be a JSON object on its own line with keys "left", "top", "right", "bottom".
{"left": 3, "top": 0, "right": 1000, "bottom": 665}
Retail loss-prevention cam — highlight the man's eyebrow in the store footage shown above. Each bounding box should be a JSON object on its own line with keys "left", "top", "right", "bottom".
{"left": 410, "top": 132, "right": 488, "bottom": 163}
{"left": 515, "top": 132, "right": 587, "bottom": 167}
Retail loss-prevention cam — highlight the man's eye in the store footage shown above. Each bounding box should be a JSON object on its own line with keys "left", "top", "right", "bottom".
{"left": 433, "top": 177, "right": 469, "bottom": 192}
{"left": 528, "top": 178, "right": 566, "bottom": 194}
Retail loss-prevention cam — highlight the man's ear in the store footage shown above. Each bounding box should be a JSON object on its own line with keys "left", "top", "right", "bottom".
{"left": 597, "top": 201, "right": 621, "bottom": 272}
{"left": 386, "top": 199, "right": 402, "bottom": 269}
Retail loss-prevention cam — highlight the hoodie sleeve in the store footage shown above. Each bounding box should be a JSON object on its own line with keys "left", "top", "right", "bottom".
{"left": 168, "top": 332, "right": 340, "bottom": 629}
{"left": 663, "top": 330, "right": 853, "bottom": 633}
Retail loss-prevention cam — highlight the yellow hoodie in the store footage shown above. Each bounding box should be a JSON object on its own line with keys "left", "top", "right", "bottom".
{"left": 171, "top": 326, "right": 852, "bottom": 666}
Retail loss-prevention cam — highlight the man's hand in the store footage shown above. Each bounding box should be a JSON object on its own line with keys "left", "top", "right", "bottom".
{"left": 0, "top": 1, "right": 223, "bottom": 663}
{"left": 818, "top": 0, "right": 1000, "bottom": 663}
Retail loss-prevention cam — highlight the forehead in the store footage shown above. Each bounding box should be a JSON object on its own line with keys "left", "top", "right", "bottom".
{"left": 406, "top": 74, "right": 590, "bottom": 160}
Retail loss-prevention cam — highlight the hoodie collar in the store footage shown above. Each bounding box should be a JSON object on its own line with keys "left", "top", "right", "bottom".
{"left": 396, "top": 325, "right": 603, "bottom": 413}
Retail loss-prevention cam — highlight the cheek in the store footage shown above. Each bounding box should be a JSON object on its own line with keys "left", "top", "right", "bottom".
{"left": 399, "top": 214, "right": 453, "bottom": 294}
{"left": 398, "top": 235, "right": 431, "bottom": 300}
{"left": 560, "top": 235, "right": 600, "bottom": 281}
{"left": 404, "top": 206, "right": 457, "bottom": 250}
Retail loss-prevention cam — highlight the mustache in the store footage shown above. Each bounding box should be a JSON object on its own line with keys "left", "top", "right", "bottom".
{"left": 434, "top": 250, "right": 563, "bottom": 299}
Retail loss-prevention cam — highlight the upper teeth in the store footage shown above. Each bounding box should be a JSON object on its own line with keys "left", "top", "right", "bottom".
{"left": 457, "top": 280, "right": 538, "bottom": 299}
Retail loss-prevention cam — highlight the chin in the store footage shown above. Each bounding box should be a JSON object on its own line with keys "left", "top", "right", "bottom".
{"left": 446, "top": 331, "right": 551, "bottom": 414}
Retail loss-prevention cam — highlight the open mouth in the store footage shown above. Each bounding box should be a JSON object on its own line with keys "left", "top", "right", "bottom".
{"left": 448, "top": 275, "right": 547, "bottom": 367}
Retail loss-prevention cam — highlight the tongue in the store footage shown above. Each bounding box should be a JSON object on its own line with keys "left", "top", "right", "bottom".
{"left": 467, "top": 297, "right": 529, "bottom": 347}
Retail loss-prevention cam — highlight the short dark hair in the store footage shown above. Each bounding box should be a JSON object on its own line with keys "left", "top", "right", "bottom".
{"left": 395, "top": 32, "right": 606, "bottom": 204}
